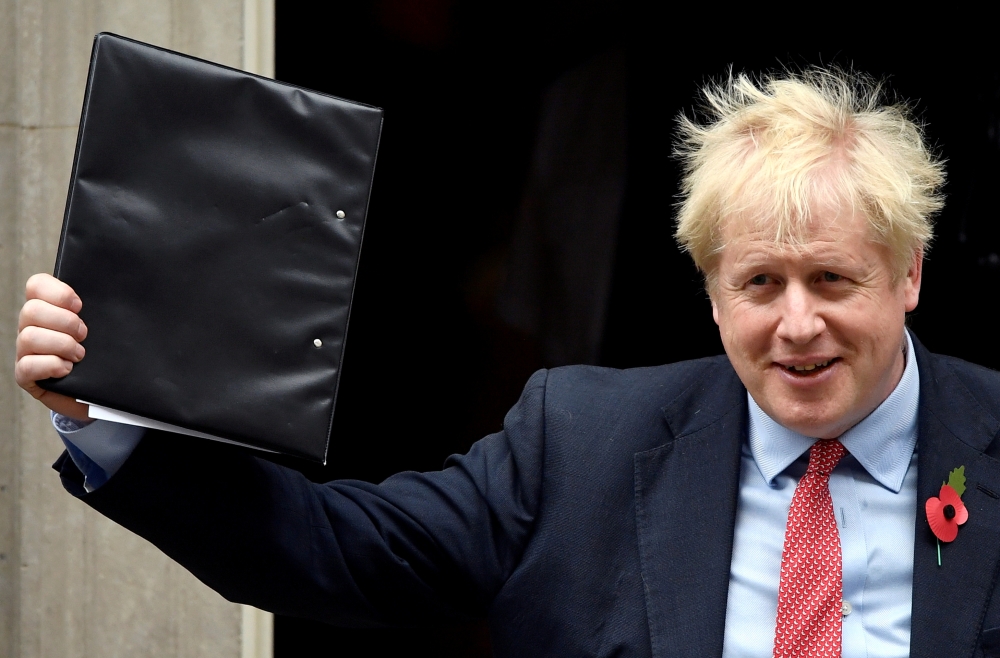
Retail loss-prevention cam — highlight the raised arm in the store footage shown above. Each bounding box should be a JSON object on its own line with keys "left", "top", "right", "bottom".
{"left": 56, "top": 370, "right": 549, "bottom": 627}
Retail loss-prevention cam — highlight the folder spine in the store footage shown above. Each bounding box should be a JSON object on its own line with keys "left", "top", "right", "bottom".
{"left": 54, "top": 34, "right": 104, "bottom": 279}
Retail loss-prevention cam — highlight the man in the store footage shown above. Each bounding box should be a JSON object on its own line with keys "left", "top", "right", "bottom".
{"left": 15, "top": 68, "right": 1000, "bottom": 657}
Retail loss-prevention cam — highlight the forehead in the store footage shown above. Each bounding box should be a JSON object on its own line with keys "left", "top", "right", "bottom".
{"left": 717, "top": 207, "right": 889, "bottom": 271}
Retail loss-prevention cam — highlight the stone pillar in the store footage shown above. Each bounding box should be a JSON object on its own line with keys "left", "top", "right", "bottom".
{"left": 0, "top": 1, "right": 274, "bottom": 656}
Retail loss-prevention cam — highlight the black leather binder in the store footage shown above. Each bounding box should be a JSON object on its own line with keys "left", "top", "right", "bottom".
{"left": 40, "top": 33, "right": 383, "bottom": 462}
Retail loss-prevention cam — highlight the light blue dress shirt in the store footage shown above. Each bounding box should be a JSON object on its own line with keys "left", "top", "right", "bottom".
{"left": 52, "top": 413, "right": 145, "bottom": 492}
{"left": 56, "top": 333, "right": 920, "bottom": 655}
{"left": 722, "top": 330, "right": 919, "bottom": 657}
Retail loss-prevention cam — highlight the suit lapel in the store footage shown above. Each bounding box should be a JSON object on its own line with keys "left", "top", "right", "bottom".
{"left": 910, "top": 341, "right": 1000, "bottom": 658}
{"left": 634, "top": 361, "right": 746, "bottom": 658}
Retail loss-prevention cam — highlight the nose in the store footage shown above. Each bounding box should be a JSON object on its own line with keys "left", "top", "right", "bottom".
{"left": 775, "top": 282, "right": 826, "bottom": 344}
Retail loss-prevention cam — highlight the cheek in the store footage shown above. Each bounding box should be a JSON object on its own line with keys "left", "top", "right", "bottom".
{"left": 717, "top": 302, "right": 774, "bottom": 354}
{"left": 829, "top": 295, "right": 907, "bottom": 376}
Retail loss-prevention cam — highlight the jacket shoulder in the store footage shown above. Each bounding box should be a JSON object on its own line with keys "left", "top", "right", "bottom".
{"left": 532, "top": 355, "right": 742, "bottom": 451}
{"left": 926, "top": 352, "right": 1000, "bottom": 419}
{"left": 543, "top": 355, "right": 734, "bottom": 409}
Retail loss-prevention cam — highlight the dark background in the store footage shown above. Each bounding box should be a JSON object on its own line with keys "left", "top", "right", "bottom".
{"left": 273, "top": 3, "right": 999, "bottom": 655}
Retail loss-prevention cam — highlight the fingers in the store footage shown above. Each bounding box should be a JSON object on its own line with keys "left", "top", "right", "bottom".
{"left": 25, "top": 273, "right": 82, "bottom": 312}
{"left": 16, "top": 274, "right": 92, "bottom": 421}
{"left": 16, "top": 325, "right": 85, "bottom": 362}
{"left": 14, "top": 354, "right": 75, "bottom": 393}
{"left": 12, "top": 355, "right": 90, "bottom": 420}
{"left": 18, "top": 298, "right": 87, "bottom": 340}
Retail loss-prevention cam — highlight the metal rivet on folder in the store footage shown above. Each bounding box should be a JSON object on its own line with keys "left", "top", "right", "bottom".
{"left": 313, "top": 339, "right": 323, "bottom": 348}
{"left": 336, "top": 210, "right": 346, "bottom": 219}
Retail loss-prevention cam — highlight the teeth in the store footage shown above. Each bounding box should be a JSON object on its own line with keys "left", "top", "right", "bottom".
{"left": 789, "top": 360, "right": 831, "bottom": 372}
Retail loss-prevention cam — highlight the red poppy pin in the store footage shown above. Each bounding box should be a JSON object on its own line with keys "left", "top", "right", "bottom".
{"left": 925, "top": 466, "right": 968, "bottom": 566}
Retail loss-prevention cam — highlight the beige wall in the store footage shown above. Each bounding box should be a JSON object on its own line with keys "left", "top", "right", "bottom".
{"left": 1, "top": 1, "right": 274, "bottom": 656}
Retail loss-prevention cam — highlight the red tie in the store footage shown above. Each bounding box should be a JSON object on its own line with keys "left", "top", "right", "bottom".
{"left": 773, "top": 439, "right": 847, "bottom": 658}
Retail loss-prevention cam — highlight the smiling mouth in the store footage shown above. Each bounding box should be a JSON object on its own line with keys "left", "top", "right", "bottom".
{"left": 783, "top": 358, "right": 839, "bottom": 374}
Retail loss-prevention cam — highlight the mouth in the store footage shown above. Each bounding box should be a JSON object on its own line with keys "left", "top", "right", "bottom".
{"left": 780, "top": 358, "right": 839, "bottom": 375}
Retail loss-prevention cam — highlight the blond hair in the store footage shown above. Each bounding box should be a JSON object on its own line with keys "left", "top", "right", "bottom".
{"left": 674, "top": 67, "right": 945, "bottom": 284}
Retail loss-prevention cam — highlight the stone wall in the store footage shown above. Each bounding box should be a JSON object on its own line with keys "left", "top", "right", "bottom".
{"left": 0, "top": 1, "right": 273, "bottom": 656}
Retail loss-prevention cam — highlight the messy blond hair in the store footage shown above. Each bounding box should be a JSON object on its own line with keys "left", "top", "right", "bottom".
{"left": 674, "top": 67, "right": 945, "bottom": 285}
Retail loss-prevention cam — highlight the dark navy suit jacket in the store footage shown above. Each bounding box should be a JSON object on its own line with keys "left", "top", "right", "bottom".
{"left": 56, "top": 338, "right": 1000, "bottom": 657}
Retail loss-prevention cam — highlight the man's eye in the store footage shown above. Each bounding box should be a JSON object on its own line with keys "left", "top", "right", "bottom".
{"left": 749, "top": 274, "right": 769, "bottom": 286}
{"left": 822, "top": 271, "right": 843, "bottom": 282}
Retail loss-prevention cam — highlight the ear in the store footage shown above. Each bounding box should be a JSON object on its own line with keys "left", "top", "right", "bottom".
{"left": 705, "top": 275, "right": 722, "bottom": 325}
{"left": 901, "top": 248, "right": 923, "bottom": 312}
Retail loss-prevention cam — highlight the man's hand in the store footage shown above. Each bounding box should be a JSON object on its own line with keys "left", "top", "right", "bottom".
{"left": 15, "top": 273, "right": 90, "bottom": 421}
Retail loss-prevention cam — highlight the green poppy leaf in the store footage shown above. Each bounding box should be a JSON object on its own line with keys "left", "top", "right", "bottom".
{"left": 947, "top": 466, "right": 966, "bottom": 497}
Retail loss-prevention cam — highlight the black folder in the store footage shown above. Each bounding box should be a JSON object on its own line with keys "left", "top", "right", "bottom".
{"left": 40, "top": 33, "right": 383, "bottom": 462}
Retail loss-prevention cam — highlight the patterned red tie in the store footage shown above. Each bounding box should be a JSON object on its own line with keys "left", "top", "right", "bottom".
{"left": 773, "top": 439, "right": 847, "bottom": 658}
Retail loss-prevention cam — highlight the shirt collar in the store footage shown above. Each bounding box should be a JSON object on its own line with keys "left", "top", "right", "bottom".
{"left": 747, "top": 330, "right": 919, "bottom": 493}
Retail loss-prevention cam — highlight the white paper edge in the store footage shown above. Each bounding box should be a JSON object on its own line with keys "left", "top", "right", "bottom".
{"left": 79, "top": 400, "right": 277, "bottom": 453}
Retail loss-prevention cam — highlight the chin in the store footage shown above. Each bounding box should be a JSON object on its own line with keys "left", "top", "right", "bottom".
{"left": 771, "top": 406, "right": 844, "bottom": 438}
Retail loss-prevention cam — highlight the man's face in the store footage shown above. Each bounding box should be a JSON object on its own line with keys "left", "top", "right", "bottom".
{"left": 711, "top": 204, "right": 922, "bottom": 439}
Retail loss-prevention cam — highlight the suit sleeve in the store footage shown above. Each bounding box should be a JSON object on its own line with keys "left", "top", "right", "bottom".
{"left": 54, "top": 369, "right": 549, "bottom": 627}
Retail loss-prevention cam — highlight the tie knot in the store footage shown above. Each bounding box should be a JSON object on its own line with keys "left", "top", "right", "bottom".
{"left": 806, "top": 439, "right": 846, "bottom": 476}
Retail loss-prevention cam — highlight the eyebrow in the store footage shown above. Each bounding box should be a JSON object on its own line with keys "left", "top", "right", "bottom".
{"left": 729, "top": 249, "right": 865, "bottom": 272}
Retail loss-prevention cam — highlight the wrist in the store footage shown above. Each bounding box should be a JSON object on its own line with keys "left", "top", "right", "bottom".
{"left": 39, "top": 392, "right": 90, "bottom": 423}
